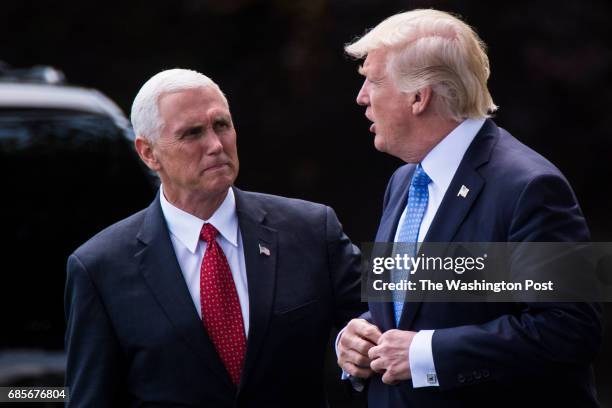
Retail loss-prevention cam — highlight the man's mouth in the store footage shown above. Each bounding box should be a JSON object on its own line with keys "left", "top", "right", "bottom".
{"left": 365, "top": 112, "right": 375, "bottom": 133}
{"left": 205, "top": 163, "right": 228, "bottom": 171}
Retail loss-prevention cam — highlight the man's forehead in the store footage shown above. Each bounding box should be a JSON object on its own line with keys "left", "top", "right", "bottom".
{"left": 170, "top": 104, "right": 231, "bottom": 122}
{"left": 161, "top": 92, "right": 227, "bottom": 118}
{"left": 358, "top": 51, "right": 387, "bottom": 76}
{"left": 160, "top": 87, "right": 227, "bottom": 106}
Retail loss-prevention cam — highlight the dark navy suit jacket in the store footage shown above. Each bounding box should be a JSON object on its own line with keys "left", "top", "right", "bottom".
{"left": 366, "top": 120, "right": 602, "bottom": 407}
{"left": 65, "top": 187, "right": 365, "bottom": 407}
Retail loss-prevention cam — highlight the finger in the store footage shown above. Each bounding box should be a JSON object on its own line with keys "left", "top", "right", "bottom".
{"left": 347, "top": 318, "right": 369, "bottom": 333}
{"left": 339, "top": 348, "right": 369, "bottom": 368}
{"left": 355, "top": 321, "right": 382, "bottom": 344}
{"left": 368, "top": 344, "right": 381, "bottom": 360}
{"left": 343, "top": 362, "right": 374, "bottom": 379}
{"left": 344, "top": 334, "right": 376, "bottom": 355}
{"left": 340, "top": 330, "right": 366, "bottom": 352}
{"left": 348, "top": 319, "right": 380, "bottom": 337}
{"left": 370, "top": 357, "right": 386, "bottom": 374}
{"left": 343, "top": 349, "right": 371, "bottom": 368}
{"left": 382, "top": 370, "right": 398, "bottom": 385}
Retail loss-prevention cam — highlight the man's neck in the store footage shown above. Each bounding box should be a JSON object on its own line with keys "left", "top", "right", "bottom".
{"left": 403, "top": 117, "right": 461, "bottom": 163}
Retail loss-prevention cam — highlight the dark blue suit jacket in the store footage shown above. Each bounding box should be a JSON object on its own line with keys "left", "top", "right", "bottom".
{"left": 366, "top": 120, "right": 602, "bottom": 407}
{"left": 65, "top": 187, "right": 365, "bottom": 407}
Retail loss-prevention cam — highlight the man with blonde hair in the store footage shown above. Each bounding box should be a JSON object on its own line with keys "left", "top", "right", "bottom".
{"left": 337, "top": 9, "right": 601, "bottom": 407}
{"left": 65, "top": 68, "right": 365, "bottom": 407}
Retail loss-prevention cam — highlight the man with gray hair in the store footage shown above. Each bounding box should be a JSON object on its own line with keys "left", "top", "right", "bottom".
{"left": 336, "top": 9, "right": 601, "bottom": 407}
{"left": 65, "top": 68, "right": 365, "bottom": 407}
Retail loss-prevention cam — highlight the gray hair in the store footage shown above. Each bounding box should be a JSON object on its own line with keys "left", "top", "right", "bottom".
{"left": 345, "top": 9, "right": 497, "bottom": 121}
{"left": 130, "top": 68, "right": 228, "bottom": 142}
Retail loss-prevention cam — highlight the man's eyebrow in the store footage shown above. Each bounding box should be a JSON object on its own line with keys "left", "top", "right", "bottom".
{"left": 213, "top": 113, "right": 231, "bottom": 121}
{"left": 358, "top": 65, "right": 366, "bottom": 76}
{"left": 174, "top": 123, "right": 202, "bottom": 135}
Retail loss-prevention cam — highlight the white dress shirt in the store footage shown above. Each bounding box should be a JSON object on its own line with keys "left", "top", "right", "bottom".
{"left": 338, "top": 118, "right": 485, "bottom": 388}
{"left": 159, "top": 186, "right": 250, "bottom": 336}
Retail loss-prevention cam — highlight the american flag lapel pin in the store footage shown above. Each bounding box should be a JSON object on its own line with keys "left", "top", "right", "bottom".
{"left": 259, "top": 243, "right": 271, "bottom": 256}
{"left": 457, "top": 185, "right": 470, "bottom": 198}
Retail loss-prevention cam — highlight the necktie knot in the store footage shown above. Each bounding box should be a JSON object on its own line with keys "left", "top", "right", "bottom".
{"left": 200, "top": 223, "right": 219, "bottom": 243}
{"left": 411, "top": 164, "right": 431, "bottom": 188}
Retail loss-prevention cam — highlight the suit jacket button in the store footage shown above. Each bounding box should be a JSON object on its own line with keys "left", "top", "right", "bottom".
{"left": 482, "top": 369, "right": 490, "bottom": 378}
{"left": 457, "top": 374, "right": 465, "bottom": 383}
{"left": 473, "top": 370, "right": 482, "bottom": 380}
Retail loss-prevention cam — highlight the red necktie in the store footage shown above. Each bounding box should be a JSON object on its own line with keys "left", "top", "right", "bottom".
{"left": 199, "top": 223, "right": 246, "bottom": 385}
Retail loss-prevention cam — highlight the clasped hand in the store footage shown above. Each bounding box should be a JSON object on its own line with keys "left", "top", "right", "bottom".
{"left": 337, "top": 319, "right": 416, "bottom": 385}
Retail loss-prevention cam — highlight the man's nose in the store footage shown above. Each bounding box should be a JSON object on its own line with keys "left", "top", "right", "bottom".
{"left": 205, "top": 132, "right": 224, "bottom": 155}
{"left": 356, "top": 80, "right": 369, "bottom": 106}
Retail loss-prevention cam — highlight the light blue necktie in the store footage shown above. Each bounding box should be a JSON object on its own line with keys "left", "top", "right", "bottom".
{"left": 393, "top": 164, "right": 431, "bottom": 326}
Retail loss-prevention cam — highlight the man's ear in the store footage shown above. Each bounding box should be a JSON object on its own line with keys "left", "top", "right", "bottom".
{"left": 134, "top": 136, "right": 162, "bottom": 172}
{"left": 411, "top": 86, "right": 433, "bottom": 116}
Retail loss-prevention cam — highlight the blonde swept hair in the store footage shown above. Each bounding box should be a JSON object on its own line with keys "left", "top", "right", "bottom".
{"left": 345, "top": 9, "right": 497, "bottom": 121}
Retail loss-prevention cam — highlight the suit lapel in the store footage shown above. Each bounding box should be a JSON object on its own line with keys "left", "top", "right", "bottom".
{"left": 397, "top": 168, "right": 485, "bottom": 329}
{"left": 136, "top": 193, "right": 235, "bottom": 391}
{"left": 233, "top": 188, "right": 278, "bottom": 391}
{"left": 423, "top": 169, "right": 484, "bottom": 243}
{"left": 424, "top": 120, "right": 498, "bottom": 243}
{"left": 398, "top": 120, "right": 500, "bottom": 330}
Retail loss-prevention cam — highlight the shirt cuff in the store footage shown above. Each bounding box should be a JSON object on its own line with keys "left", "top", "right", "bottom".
{"left": 335, "top": 327, "right": 346, "bottom": 358}
{"left": 409, "top": 329, "right": 439, "bottom": 387}
{"left": 335, "top": 327, "right": 351, "bottom": 380}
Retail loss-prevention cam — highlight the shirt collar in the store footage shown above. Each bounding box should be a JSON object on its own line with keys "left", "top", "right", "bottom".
{"left": 159, "top": 186, "right": 239, "bottom": 253}
{"left": 421, "top": 118, "right": 486, "bottom": 193}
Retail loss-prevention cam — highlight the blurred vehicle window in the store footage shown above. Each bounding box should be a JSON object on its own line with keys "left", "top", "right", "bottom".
{"left": 0, "top": 65, "right": 156, "bottom": 391}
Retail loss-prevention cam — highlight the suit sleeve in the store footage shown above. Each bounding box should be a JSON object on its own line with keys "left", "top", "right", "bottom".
{"left": 65, "top": 254, "right": 126, "bottom": 407}
{"left": 431, "top": 174, "right": 603, "bottom": 391}
{"left": 324, "top": 206, "right": 368, "bottom": 329}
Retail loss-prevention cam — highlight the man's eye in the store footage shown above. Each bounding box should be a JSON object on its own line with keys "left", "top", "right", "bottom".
{"left": 182, "top": 126, "right": 203, "bottom": 138}
{"left": 214, "top": 120, "right": 230, "bottom": 131}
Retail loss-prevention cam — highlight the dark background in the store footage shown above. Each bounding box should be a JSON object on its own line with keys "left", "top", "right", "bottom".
{"left": 2, "top": 0, "right": 611, "bottom": 405}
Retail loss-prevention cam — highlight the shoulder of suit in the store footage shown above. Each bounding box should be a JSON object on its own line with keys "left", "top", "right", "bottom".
{"left": 489, "top": 127, "right": 568, "bottom": 186}
{"left": 237, "top": 189, "right": 331, "bottom": 221}
{"left": 72, "top": 207, "right": 147, "bottom": 260}
{"left": 385, "top": 127, "right": 571, "bottom": 195}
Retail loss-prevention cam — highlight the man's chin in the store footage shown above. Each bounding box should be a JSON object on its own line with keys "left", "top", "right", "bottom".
{"left": 202, "top": 175, "right": 236, "bottom": 195}
{"left": 373, "top": 135, "right": 387, "bottom": 153}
